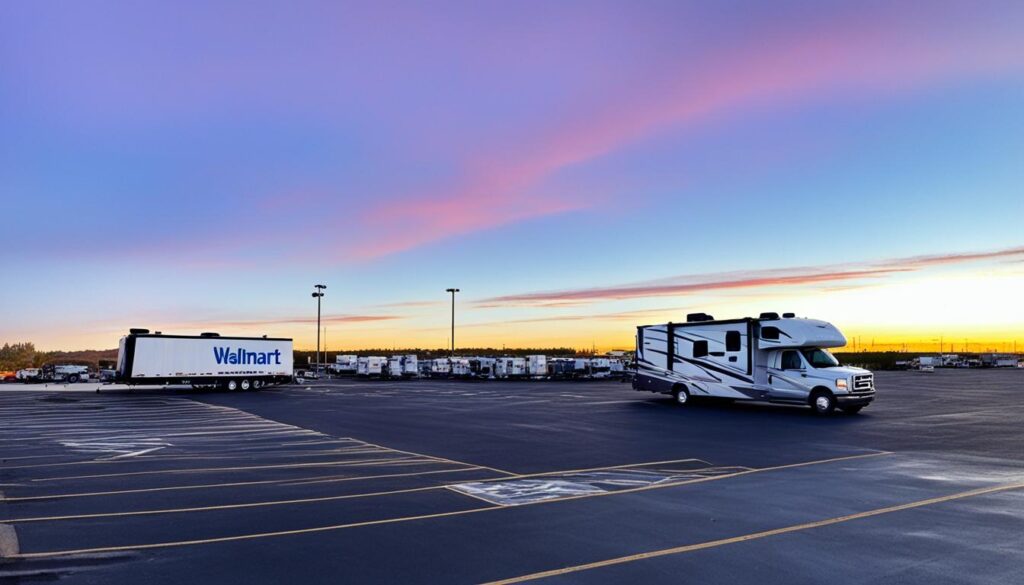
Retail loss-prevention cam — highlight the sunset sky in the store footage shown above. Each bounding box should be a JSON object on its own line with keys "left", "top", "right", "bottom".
{"left": 1, "top": 1, "right": 1022, "bottom": 352}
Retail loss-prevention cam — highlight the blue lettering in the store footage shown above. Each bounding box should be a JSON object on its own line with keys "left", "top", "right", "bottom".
{"left": 213, "top": 346, "right": 228, "bottom": 364}
{"left": 214, "top": 346, "right": 283, "bottom": 367}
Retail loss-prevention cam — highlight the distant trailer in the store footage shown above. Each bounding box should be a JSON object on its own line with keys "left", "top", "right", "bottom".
{"left": 115, "top": 329, "right": 293, "bottom": 391}
{"left": 430, "top": 358, "right": 451, "bottom": 378}
{"left": 494, "top": 357, "right": 527, "bottom": 379}
{"left": 526, "top": 355, "right": 548, "bottom": 379}
{"left": 590, "top": 358, "right": 612, "bottom": 379}
{"left": 334, "top": 354, "right": 358, "bottom": 375}
{"left": 451, "top": 358, "right": 473, "bottom": 378}
{"left": 547, "top": 358, "right": 576, "bottom": 379}
{"left": 470, "top": 357, "right": 496, "bottom": 379}
{"left": 357, "top": 356, "right": 386, "bottom": 377}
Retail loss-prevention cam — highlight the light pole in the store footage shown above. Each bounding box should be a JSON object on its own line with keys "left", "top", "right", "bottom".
{"left": 446, "top": 288, "right": 460, "bottom": 358}
{"left": 312, "top": 284, "right": 326, "bottom": 372}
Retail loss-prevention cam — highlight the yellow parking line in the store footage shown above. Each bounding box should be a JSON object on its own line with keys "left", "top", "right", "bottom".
{"left": 8, "top": 452, "right": 891, "bottom": 556}
{"left": 482, "top": 479, "right": 1024, "bottom": 584}
{"left": 29, "top": 456, "right": 429, "bottom": 482}
{"left": 1, "top": 466, "right": 488, "bottom": 502}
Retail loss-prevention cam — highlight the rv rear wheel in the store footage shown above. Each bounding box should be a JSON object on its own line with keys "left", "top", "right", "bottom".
{"left": 810, "top": 389, "right": 836, "bottom": 415}
{"left": 672, "top": 385, "right": 691, "bottom": 406}
{"left": 225, "top": 379, "right": 239, "bottom": 392}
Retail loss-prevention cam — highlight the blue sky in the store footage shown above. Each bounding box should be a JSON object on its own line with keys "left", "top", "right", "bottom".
{"left": 1, "top": 1, "right": 1022, "bottom": 351}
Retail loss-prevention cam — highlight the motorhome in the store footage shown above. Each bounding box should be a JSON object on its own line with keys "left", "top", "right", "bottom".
{"left": 634, "top": 312, "right": 875, "bottom": 415}
{"left": 526, "top": 355, "right": 548, "bottom": 379}
{"left": 357, "top": 356, "right": 386, "bottom": 377}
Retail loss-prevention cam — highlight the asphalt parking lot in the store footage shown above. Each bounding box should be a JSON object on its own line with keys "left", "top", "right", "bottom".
{"left": 2, "top": 370, "right": 1023, "bottom": 584}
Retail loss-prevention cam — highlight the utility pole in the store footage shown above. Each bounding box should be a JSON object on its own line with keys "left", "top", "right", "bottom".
{"left": 446, "top": 288, "right": 460, "bottom": 358}
{"left": 312, "top": 284, "right": 327, "bottom": 372}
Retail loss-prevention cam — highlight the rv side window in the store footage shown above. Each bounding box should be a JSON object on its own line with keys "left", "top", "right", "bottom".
{"left": 726, "top": 331, "right": 741, "bottom": 352}
{"left": 693, "top": 340, "right": 708, "bottom": 358}
{"left": 781, "top": 351, "right": 802, "bottom": 370}
{"left": 762, "top": 326, "right": 780, "bottom": 340}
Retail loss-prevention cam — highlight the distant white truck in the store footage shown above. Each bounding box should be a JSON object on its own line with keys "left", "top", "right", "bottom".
{"left": 634, "top": 312, "right": 875, "bottom": 415}
{"left": 115, "top": 329, "right": 293, "bottom": 391}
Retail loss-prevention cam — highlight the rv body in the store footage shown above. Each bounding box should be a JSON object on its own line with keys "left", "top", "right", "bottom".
{"left": 450, "top": 358, "right": 472, "bottom": 378}
{"left": 494, "top": 357, "right": 527, "bottom": 379}
{"left": 547, "top": 358, "right": 576, "bottom": 379}
{"left": 430, "top": 358, "right": 451, "bottom": 378}
{"left": 634, "top": 313, "right": 874, "bottom": 414}
{"left": 470, "top": 357, "right": 496, "bottom": 379}
{"left": 115, "top": 329, "right": 293, "bottom": 390}
{"left": 384, "top": 355, "right": 418, "bottom": 378}
{"left": 590, "top": 358, "right": 612, "bottom": 379}
{"left": 334, "top": 355, "right": 358, "bottom": 375}
{"left": 526, "top": 355, "right": 548, "bottom": 379}
{"left": 357, "top": 356, "right": 386, "bottom": 377}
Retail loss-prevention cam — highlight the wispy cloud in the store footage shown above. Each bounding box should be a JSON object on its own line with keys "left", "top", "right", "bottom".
{"left": 198, "top": 314, "right": 401, "bottom": 328}
{"left": 477, "top": 244, "right": 1024, "bottom": 307}
{"left": 341, "top": 16, "right": 1023, "bottom": 260}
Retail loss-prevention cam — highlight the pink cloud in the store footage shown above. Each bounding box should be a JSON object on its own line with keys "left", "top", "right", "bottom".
{"left": 478, "top": 244, "right": 1024, "bottom": 306}
{"left": 340, "top": 20, "right": 1022, "bottom": 259}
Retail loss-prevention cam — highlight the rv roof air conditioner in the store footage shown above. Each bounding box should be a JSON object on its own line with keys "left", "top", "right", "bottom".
{"left": 686, "top": 313, "right": 715, "bottom": 322}
{"left": 129, "top": 328, "right": 150, "bottom": 334}
{"left": 759, "top": 312, "right": 780, "bottom": 320}
{"left": 782, "top": 313, "right": 796, "bottom": 318}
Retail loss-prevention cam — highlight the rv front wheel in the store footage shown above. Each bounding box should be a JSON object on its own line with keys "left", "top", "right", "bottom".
{"left": 810, "top": 389, "right": 835, "bottom": 415}
{"left": 672, "top": 385, "right": 690, "bottom": 406}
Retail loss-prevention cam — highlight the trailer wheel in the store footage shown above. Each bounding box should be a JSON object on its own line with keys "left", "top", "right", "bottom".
{"left": 66, "top": 374, "right": 80, "bottom": 384}
{"left": 252, "top": 379, "right": 263, "bottom": 390}
{"left": 225, "top": 379, "right": 239, "bottom": 392}
{"left": 809, "top": 388, "right": 836, "bottom": 415}
{"left": 240, "top": 379, "right": 251, "bottom": 391}
{"left": 672, "top": 385, "right": 691, "bottom": 407}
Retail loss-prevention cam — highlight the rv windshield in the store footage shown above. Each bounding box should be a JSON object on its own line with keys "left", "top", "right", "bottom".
{"left": 800, "top": 348, "right": 840, "bottom": 368}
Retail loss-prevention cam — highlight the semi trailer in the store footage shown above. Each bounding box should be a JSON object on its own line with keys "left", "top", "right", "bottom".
{"left": 634, "top": 312, "right": 875, "bottom": 414}
{"left": 115, "top": 329, "right": 293, "bottom": 391}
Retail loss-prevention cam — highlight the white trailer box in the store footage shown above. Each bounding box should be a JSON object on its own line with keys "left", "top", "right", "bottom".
{"left": 401, "top": 355, "right": 419, "bottom": 377}
{"left": 357, "top": 356, "right": 386, "bottom": 377}
{"left": 431, "top": 358, "right": 451, "bottom": 377}
{"left": 334, "top": 354, "right": 358, "bottom": 374}
{"left": 526, "top": 355, "right": 547, "bottom": 379}
{"left": 116, "top": 330, "right": 293, "bottom": 390}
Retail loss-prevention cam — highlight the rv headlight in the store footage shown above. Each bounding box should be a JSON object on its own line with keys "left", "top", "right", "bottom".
{"left": 835, "top": 378, "right": 848, "bottom": 391}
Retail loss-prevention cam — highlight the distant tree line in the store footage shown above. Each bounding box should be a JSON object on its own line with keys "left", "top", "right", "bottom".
{"left": 0, "top": 342, "right": 118, "bottom": 371}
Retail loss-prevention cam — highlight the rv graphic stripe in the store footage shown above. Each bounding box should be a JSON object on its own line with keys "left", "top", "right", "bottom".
{"left": 213, "top": 347, "right": 283, "bottom": 366}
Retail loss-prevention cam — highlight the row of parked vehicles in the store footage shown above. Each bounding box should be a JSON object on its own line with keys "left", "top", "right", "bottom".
{"left": 328, "top": 354, "right": 630, "bottom": 380}
{"left": 3, "top": 364, "right": 94, "bottom": 383}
